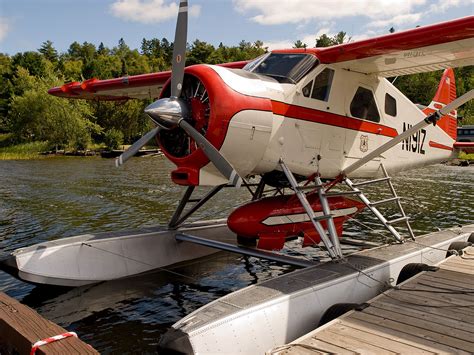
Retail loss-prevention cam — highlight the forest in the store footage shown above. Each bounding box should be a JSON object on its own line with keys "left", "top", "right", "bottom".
{"left": 0, "top": 32, "right": 472, "bottom": 156}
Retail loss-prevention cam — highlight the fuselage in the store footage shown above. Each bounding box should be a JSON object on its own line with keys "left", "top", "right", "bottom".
{"left": 158, "top": 51, "right": 456, "bottom": 186}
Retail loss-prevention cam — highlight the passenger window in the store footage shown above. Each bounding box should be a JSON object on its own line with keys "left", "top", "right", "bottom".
{"left": 302, "top": 81, "right": 313, "bottom": 97}
{"left": 350, "top": 87, "right": 380, "bottom": 122}
{"left": 385, "top": 93, "right": 397, "bottom": 117}
{"left": 311, "top": 68, "right": 334, "bottom": 101}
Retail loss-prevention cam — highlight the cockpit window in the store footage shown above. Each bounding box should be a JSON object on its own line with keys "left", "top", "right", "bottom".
{"left": 244, "top": 53, "right": 318, "bottom": 84}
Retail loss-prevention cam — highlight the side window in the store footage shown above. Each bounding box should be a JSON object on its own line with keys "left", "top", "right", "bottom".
{"left": 385, "top": 93, "right": 397, "bottom": 117}
{"left": 302, "top": 81, "right": 313, "bottom": 97}
{"left": 311, "top": 68, "right": 334, "bottom": 101}
{"left": 350, "top": 87, "right": 380, "bottom": 122}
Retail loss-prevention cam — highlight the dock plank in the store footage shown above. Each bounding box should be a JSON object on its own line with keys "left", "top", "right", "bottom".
{"left": 350, "top": 311, "right": 473, "bottom": 353}
{"left": 319, "top": 320, "right": 430, "bottom": 354}
{"left": 313, "top": 325, "right": 395, "bottom": 354}
{"left": 0, "top": 292, "right": 97, "bottom": 355}
{"left": 338, "top": 319, "right": 437, "bottom": 354}
{"left": 372, "top": 298, "right": 474, "bottom": 333}
{"left": 270, "top": 245, "right": 474, "bottom": 354}
{"left": 343, "top": 317, "right": 464, "bottom": 354}
{"left": 422, "top": 272, "right": 474, "bottom": 288}
{"left": 360, "top": 305, "right": 473, "bottom": 349}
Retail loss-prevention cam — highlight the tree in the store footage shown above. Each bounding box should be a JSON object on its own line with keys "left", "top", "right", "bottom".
{"left": 97, "top": 42, "right": 109, "bottom": 56}
{"left": 315, "top": 34, "right": 333, "bottom": 48}
{"left": 187, "top": 40, "right": 215, "bottom": 65}
{"left": 293, "top": 40, "right": 306, "bottom": 48}
{"left": 57, "top": 59, "right": 83, "bottom": 81}
{"left": 7, "top": 67, "right": 100, "bottom": 149}
{"left": 316, "top": 31, "right": 350, "bottom": 47}
{"left": 11, "top": 51, "right": 48, "bottom": 77}
{"left": 333, "top": 31, "right": 350, "bottom": 45}
{"left": 0, "top": 54, "right": 13, "bottom": 130}
{"left": 39, "top": 40, "right": 58, "bottom": 63}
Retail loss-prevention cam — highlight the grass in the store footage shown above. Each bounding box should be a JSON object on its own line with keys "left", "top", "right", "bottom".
{"left": 458, "top": 152, "right": 474, "bottom": 161}
{"left": 0, "top": 134, "right": 50, "bottom": 160}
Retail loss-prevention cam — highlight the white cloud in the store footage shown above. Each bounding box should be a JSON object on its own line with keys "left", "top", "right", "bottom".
{"left": 237, "top": 0, "right": 470, "bottom": 51}
{"left": 0, "top": 17, "right": 10, "bottom": 42}
{"left": 264, "top": 29, "right": 341, "bottom": 50}
{"left": 110, "top": 0, "right": 201, "bottom": 24}
{"left": 367, "top": 13, "right": 422, "bottom": 28}
{"left": 429, "top": 0, "right": 472, "bottom": 13}
{"left": 233, "top": 0, "right": 427, "bottom": 25}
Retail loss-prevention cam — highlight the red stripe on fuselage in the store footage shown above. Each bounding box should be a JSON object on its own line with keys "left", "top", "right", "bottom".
{"left": 429, "top": 141, "right": 453, "bottom": 151}
{"left": 270, "top": 101, "right": 398, "bottom": 138}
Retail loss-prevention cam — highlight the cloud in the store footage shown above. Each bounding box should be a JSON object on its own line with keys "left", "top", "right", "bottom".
{"left": 110, "top": 0, "right": 201, "bottom": 24}
{"left": 264, "top": 29, "right": 342, "bottom": 50}
{"left": 367, "top": 13, "right": 422, "bottom": 28}
{"left": 237, "top": 0, "right": 469, "bottom": 51}
{"left": 233, "top": 0, "right": 427, "bottom": 25}
{"left": 429, "top": 0, "right": 472, "bottom": 13}
{"left": 0, "top": 17, "right": 10, "bottom": 42}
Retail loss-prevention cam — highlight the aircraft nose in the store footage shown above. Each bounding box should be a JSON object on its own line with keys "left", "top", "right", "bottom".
{"left": 144, "top": 97, "right": 190, "bottom": 130}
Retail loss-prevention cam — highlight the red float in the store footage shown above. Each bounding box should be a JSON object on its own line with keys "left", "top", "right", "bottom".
{"left": 227, "top": 193, "right": 365, "bottom": 250}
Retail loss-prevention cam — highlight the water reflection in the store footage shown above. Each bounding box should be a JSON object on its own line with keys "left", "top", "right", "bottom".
{"left": 0, "top": 157, "right": 472, "bottom": 352}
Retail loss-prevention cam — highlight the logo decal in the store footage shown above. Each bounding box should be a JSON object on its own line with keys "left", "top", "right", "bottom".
{"left": 360, "top": 135, "right": 369, "bottom": 152}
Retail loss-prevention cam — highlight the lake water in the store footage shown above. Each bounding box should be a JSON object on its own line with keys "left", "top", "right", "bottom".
{"left": 0, "top": 157, "right": 472, "bottom": 352}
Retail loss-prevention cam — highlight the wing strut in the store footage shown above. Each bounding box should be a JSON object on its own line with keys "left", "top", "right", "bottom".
{"left": 342, "top": 89, "right": 474, "bottom": 176}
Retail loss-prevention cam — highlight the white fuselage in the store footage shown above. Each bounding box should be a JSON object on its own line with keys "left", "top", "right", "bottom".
{"left": 198, "top": 65, "right": 455, "bottom": 185}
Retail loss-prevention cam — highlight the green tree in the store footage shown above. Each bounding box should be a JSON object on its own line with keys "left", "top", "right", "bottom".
{"left": 187, "top": 40, "right": 216, "bottom": 65}
{"left": 90, "top": 99, "right": 150, "bottom": 144}
{"left": 7, "top": 67, "right": 100, "bottom": 149}
{"left": 0, "top": 54, "right": 13, "bottom": 130}
{"left": 293, "top": 40, "right": 306, "bottom": 48}
{"left": 57, "top": 59, "right": 83, "bottom": 81}
{"left": 39, "top": 40, "right": 58, "bottom": 63}
{"left": 11, "top": 51, "right": 48, "bottom": 77}
{"left": 315, "top": 34, "right": 333, "bottom": 47}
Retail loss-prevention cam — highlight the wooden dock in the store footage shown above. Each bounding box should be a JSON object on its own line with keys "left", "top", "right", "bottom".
{"left": 269, "top": 246, "right": 474, "bottom": 354}
{"left": 0, "top": 292, "right": 98, "bottom": 354}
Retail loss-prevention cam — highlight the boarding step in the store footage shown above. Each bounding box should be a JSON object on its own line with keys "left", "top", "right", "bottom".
{"left": 369, "top": 196, "right": 401, "bottom": 206}
{"left": 351, "top": 177, "right": 391, "bottom": 187}
{"left": 325, "top": 190, "right": 361, "bottom": 197}
{"left": 386, "top": 216, "right": 410, "bottom": 225}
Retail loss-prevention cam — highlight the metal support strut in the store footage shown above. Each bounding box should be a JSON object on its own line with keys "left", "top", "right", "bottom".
{"left": 279, "top": 159, "right": 343, "bottom": 260}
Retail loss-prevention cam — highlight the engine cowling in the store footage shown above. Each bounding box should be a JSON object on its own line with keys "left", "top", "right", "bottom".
{"left": 157, "top": 65, "right": 274, "bottom": 186}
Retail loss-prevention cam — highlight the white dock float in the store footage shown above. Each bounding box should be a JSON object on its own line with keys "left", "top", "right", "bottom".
{"left": 158, "top": 224, "right": 474, "bottom": 354}
{"left": 269, "top": 245, "right": 474, "bottom": 354}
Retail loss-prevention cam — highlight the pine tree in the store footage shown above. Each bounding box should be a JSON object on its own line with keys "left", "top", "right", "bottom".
{"left": 39, "top": 40, "right": 58, "bottom": 63}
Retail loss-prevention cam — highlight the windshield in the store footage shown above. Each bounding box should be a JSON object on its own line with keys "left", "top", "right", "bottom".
{"left": 244, "top": 53, "right": 318, "bottom": 84}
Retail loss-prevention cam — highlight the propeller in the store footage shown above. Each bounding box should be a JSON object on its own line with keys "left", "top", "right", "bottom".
{"left": 115, "top": 0, "right": 243, "bottom": 187}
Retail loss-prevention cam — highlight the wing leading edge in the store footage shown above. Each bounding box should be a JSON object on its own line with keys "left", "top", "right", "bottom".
{"left": 48, "top": 61, "right": 248, "bottom": 100}
{"left": 317, "top": 16, "right": 474, "bottom": 77}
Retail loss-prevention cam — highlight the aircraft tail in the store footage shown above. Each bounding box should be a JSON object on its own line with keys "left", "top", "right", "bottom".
{"left": 422, "top": 68, "right": 457, "bottom": 140}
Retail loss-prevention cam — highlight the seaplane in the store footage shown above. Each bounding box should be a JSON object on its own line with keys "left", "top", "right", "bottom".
{"left": 2, "top": 3, "right": 473, "bottom": 353}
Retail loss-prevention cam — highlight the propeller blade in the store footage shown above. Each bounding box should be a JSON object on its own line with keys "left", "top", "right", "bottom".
{"left": 170, "top": 0, "right": 188, "bottom": 98}
{"left": 179, "top": 119, "right": 243, "bottom": 187}
{"left": 115, "top": 126, "right": 161, "bottom": 167}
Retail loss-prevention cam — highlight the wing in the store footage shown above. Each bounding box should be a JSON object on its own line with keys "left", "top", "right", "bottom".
{"left": 317, "top": 16, "right": 474, "bottom": 77}
{"left": 48, "top": 61, "right": 248, "bottom": 100}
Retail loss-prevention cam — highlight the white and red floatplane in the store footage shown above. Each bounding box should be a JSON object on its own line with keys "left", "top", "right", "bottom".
{"left": 2, "top": 2, "right": 473, "bottom": 353}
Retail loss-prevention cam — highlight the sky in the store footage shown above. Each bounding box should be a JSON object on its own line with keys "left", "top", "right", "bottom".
{"left": 0, "top": 0, "right": 472, "bottom": 55}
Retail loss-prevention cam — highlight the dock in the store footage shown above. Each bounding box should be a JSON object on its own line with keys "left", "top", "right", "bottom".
{"left": 269, "top": 245, "right": 474, "bottom": 354}
{"left": 0, "top": 292, "right": 98, "bottom": 354}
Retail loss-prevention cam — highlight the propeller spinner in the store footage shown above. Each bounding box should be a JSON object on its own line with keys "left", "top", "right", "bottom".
{"left": 115, "top": 1, "right": 242, "bottom": 187}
